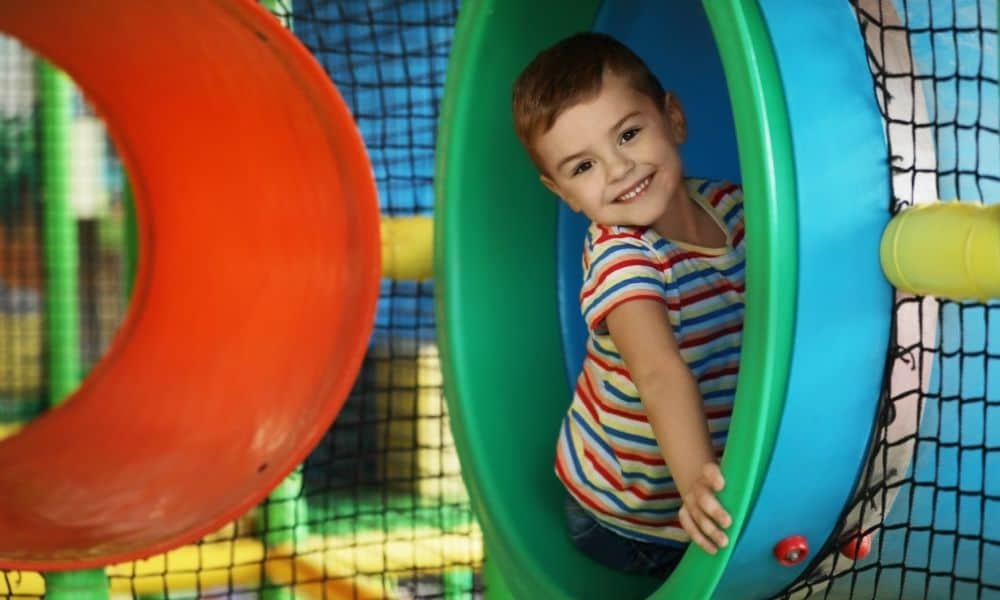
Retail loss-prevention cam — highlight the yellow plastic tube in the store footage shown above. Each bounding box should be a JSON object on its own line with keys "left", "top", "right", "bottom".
{"left": 381, "top": 216, "right": 434, "bottom": 280}
{"left": 881, "top": 201, "right": 1000, "bottom": 301}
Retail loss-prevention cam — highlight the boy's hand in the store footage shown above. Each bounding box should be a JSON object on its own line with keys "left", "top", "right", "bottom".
{"left": 678, "top": 462, "right": 732, "bottom": 555}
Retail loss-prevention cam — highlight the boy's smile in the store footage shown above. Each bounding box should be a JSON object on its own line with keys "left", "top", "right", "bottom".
{"left": 534, "top": 70, "right": 689, "bottom": 238}
{"left": 613, "top": 174, "right": 653, "bottom": 204}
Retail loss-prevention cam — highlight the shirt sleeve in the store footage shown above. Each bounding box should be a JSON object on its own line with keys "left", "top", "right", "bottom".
{"left": 580, "top": 233, "right": 667, "bottom": 334}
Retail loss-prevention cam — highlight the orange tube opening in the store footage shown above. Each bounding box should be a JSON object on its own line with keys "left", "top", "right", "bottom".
{"left": 0, "top": 0, "right": 380, "bottom": 570}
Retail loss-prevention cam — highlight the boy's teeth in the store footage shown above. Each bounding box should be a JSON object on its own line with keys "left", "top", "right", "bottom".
{"left": 619, "top": 176, "right": 649, "bottom": 201}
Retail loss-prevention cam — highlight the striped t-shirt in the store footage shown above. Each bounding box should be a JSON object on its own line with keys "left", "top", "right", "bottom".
{"left": 555, "top": 178, "right": 746, "bottom": 545}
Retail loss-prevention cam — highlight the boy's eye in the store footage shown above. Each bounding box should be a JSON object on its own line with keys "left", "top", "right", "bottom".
{"left": 620, "top": 127, "right": 641, "bottom": 144}
{"left": 572, "top": 160, "right": 593, "bottom": 176}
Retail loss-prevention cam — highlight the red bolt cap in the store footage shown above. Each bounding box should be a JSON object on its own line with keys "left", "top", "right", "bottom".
{"left": 840, "top": 530, "right": 872, "bottom": 560}
{"left": 773, "top": 535, "right": 809, "bottom": 566}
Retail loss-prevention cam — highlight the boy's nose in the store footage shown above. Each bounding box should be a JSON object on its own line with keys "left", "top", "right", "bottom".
{"left": 607, "top": 152, "right": 635, "bottom": 183}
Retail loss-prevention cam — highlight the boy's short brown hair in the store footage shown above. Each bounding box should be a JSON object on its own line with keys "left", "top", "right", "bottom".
{"left": 512, "top": 32, "right": 665, "bottom": 171}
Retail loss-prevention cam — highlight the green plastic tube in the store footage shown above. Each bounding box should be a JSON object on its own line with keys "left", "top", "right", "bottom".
{"left": 39, "top": 58, "right": 109, "bottom": 600}
{"left": 43, "top": 570, "right": 109, "bottom": 600}
{"left": 38, "top": 61, "right": 81, "bottom": 405}
{"left": 122, "top": 180, "right": 138, "bottom": 301}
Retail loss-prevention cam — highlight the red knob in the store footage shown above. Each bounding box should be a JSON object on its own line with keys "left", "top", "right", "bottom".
{"left": 773, "top": 535, "right": 809, "bottom": 566}
{"left": 840, "top": 530, "right": 872, "bottom": 560}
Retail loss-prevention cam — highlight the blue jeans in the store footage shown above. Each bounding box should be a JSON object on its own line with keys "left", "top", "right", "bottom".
{"left": 564, "top": 494, "right": 685, "bottom": 577}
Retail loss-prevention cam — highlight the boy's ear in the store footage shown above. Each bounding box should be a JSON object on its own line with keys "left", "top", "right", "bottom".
{"left": 540, "top": 174, "right": 580, "bottom": 212}
{"left": 663, "top": 92, "right": 688, "bottom": 144}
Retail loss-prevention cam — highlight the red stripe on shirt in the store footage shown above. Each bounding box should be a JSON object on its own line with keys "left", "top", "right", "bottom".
{"left": 587, "top": 293, "right": 672, "bottom": 331}
{"left": 679, "top": 322, "right": 744, "bottom": 349}
{"left": 581, "top": 256, "right": 661, "bottom": 302}
{"left": 583, "top": 447, "right": 681, "bottom": 501}
{"left": 708, "top": 183, "right": 740, "bottom": 207}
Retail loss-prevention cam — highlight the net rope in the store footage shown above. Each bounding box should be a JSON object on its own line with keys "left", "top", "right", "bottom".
{"left": 778, "top": 1, "right": 998, "bottom": 598}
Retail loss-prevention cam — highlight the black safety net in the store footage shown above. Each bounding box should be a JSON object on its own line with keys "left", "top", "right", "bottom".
{"left": 778, "top": 1, "right": 998, "bottom": 598}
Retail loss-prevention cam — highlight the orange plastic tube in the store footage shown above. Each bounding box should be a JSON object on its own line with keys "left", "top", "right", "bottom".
{"left": 0, "top": 0, "right": 380, "bottom": 570}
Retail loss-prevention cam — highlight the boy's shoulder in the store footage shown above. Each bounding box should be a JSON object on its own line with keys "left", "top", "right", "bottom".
{"left": 584, "top": 222, "right": 655, "bottom": 251}
{"left": 687, "top": 178, "right": 744, "bottom": 234}
{"left": 691, "top": 178, "right": 743, "bottom": 211}
{"left": 581, "top": 222, "right": 659, "bottom": 273}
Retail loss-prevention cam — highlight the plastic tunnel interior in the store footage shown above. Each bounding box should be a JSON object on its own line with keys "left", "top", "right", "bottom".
{"left": 0, "top": 0, "right": 380, "bottom": 570}
{"left": 437, "top": 0, "right": 793, "bottom": 597}
{"left": 436, "top": 0, "right": 893, "bottom": 598}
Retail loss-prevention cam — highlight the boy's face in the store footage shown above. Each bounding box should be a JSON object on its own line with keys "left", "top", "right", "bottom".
{"left": 535, "top": 71, "right": 687, "bottom": 230}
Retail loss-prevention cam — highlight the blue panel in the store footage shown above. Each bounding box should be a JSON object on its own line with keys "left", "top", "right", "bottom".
{"left": 291, "top": 2, "right": 453, "bottom": 345}
{"left": 829, "top": 274, "right": 1000, "bottom": 595}
{"left": 868, "top": 13, "right": 999, "bottom": 596}
{"left": 557, "top": 207, "right": 589, "bottom": 383}
{"left": 884, "top": 10, "right": 1000, "bottom": 593}
{"left": 826, "top": 349, "right": 1000, "bottom": 597}
{"left": 290, "top": 1, "right": 455, "bottom": 216}
{"left": 713, "top": 3, "right": 893, "bottom": 598}
{"left": 557, "top": 0, "right": 740, "bottom": 387}
{"left": 902, "top": 0, "right": 999, "bottom": 203}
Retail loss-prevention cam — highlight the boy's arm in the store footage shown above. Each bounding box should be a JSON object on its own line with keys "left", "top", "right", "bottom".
{"left": 605, "top": 298, "right": 732, "bottom": 554}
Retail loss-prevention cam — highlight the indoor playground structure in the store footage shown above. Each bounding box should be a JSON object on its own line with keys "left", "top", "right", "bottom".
{"left": 0, "top": 1, "right": 479, "bottom": 599}
{"left": 436, "top": 0, "right": 997, "bottom": 599}
{"left": 0, "top": 1, "right": 996, "bottom": 600}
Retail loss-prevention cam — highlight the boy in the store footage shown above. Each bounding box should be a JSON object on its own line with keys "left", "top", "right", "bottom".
{"left": 512, "top": 32, "right": 743, "bottom": 576}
